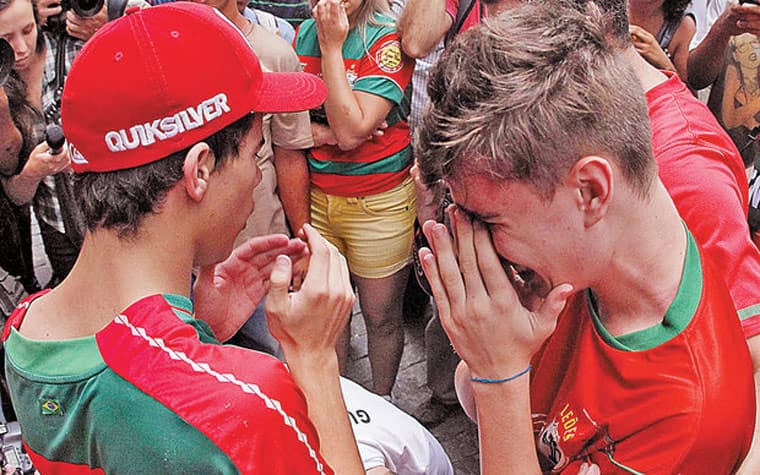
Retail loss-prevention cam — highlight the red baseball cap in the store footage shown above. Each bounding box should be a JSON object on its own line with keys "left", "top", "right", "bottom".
{"left": 61, "top": 2, "right": 327, "bottom": 173}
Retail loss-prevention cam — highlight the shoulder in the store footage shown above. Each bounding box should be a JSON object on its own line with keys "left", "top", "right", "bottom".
{"left": 364, "top": 15, "right": 400, "bottom": 43}
{"left": 249, "top": 24, "right": 301, "bottom": 72}
{"left": 295, "top": 19, "right": 319, "bottom": 52}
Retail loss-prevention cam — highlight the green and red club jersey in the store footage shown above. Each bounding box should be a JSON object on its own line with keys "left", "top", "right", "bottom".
{"left": 530, "top": 230, "right": 755, "bottom": 474}
{"left": 295, "top": 15, "right": 414, "bottom": 197}
{"left": 3, "top": 293, "right": 332, "bottom": 474}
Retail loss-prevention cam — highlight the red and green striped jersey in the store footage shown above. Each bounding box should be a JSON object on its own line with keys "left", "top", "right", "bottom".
{"left": 295, "top": 15, "right": 414, "bottom": 197}
{"left": 530, "top": 230, "right": 754, "bottom": 474}
{"left": 2, "top": 293, "right": 332, "bottom": 474}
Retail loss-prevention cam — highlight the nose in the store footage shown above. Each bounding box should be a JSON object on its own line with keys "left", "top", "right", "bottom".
{"left": 10, "top": 35, "right": 28, "bottom": 60}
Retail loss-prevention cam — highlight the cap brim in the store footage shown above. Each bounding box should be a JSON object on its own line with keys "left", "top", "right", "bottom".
{"left": 255, "top": 71, "right": 327, "bottom": 113}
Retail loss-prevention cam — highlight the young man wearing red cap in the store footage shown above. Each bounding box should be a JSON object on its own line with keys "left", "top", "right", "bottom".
{"left": 1, "top": 3, "right": 365, "bottom": 474}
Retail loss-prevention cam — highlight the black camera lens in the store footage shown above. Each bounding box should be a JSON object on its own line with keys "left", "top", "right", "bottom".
{"left": 0, "top": 39, "right": 13, "bottom": 88}
{"left": 71, "top": 0, "right": 104, "bottom": 18}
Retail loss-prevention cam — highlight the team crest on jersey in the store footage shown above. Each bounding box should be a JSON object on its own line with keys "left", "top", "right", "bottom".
{"left": 534, "top": 405, "right": 620, "bottom": 473}
{"left": 534, "top": 414, "right": 569, "bottom": 472}
{"left": 41, "top": 398, "right": 63, "bottom": 416}
{"left": 376, "top": 40, "right": 403, "bottom": 74}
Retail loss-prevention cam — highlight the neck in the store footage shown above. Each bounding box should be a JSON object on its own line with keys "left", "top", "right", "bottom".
{"left": 627, "top": 0, "right": 663, "bottom": 25}
{"left": 588, "top": 180, "right": 687, "bottom": 336}
{"left": 225, "top": 6, "right": 250, "bottom": 34}
{"left": 31, "top": 219, "right": 197, "bottom": 338}
{"left": 623, "top": 46, "right": 668, "bottom": 93}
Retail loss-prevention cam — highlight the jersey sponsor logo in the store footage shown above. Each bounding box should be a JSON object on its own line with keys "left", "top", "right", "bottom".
{"left": 104, "top": 93, "right": 231, "bottom": 153}
{"left": 375, "top": 40, "right": 403, "bottom": 74}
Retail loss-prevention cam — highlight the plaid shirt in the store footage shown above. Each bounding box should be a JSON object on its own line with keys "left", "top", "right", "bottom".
{"left": 34, "top": 33, "right": 84, "bottom": 233}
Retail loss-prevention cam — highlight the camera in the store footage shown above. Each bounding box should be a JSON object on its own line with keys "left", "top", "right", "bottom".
{"left": 0, "top": 421, "right": 34, "bottom": 474}
{"left": 0, "top": 39, "right": 13, "bottom": 88}
{"left": 45, "top": 0, "right": 106, "bottom": 36}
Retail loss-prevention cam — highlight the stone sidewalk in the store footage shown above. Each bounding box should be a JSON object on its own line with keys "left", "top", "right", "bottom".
{"left": 344, "top": 304, "right": 480, "bottom": 474}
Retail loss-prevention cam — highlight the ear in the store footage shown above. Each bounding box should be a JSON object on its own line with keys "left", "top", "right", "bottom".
{"left": 567, "top": 156, "right": 613, "bottom": 228}
{"left": 182, "top": 142, "right": 214, "bottom": 203}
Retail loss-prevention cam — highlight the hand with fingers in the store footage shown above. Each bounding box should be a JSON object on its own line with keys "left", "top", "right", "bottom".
{"left": 34, "top": 0, "right": 62, "bottom": 27}
{"left": 265, "top": 224, "right": 363, "bottom": 475}
{"left": 727, "top": 2, "right": 760, "bottom": 37}
{"left": 193, "top": 234, "right": 308, "bottom": 342}
{"left": 417, "top": 207, "right": 573, "bottom": 381}
{"left": 265, "top": 223, "right": 355, "bottom": 362}
{"left": 23, "top": 140, "right": 71, "bottom": 179}
{"left": 629, "top": 25, "right": 675, "bottom": 72}
{"left": 313, "top": 0, "right": 350, "bottom": 52}
{"left": 66, "top": 4, "right": 107, "bottom": 42}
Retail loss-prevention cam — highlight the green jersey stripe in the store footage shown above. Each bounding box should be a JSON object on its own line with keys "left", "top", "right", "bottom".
{"left": 309, "top": 146, "right": 411, "bottom": 176}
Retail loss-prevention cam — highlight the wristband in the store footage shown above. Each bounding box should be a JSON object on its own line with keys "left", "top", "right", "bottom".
{"left": 469, "top": 365, "right": 532, "bottom": 384}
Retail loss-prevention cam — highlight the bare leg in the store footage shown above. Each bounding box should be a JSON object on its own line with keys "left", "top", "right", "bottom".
{"left": 353, "top": 266, "right": 410, "bottom": 396}
{"left": 336, "top": 317, "right": 351, "bottom": 375}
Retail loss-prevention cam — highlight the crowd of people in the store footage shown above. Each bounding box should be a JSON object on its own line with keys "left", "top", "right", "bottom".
{"left": 0, "top": 0, "right": 760, "bottom": 472}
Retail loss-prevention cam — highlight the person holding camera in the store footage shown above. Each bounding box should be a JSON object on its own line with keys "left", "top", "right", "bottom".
{"left": 0, "top": 0, "right": 145, "bottom": 288}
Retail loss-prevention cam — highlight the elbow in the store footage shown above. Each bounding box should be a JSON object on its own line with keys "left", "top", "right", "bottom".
{"left": 336, "top": 137, "right": 365, "bottom": 151}
{"left": 333, "top": 127, "right": 372, "bottom": 151}
{"left": 401, "top": 37, "right": 434, "bottom": 59}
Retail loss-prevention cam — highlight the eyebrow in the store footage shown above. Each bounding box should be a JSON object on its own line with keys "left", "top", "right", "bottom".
{"left": 455, "top": 204, "right": 499, "bottom": 222}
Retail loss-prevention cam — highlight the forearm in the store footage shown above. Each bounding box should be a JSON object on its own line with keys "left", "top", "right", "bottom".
{"left": 473, "top": 378, "right": 541, "bottom": 475}
{"left": 321, "top": 49, "right": 374, "bottom": 150}
{"left": 2, "top": 172, "right": 42, "bottom": 205}
{"left": 286, "top": 352, "right": 364, "bottom": 475}
{"left": 273, "top": 147, "right": 311, "bottom": 232}
{"left": 455, "top": 360, "right": 540, "bottom": 474}
{"left": 398, "top": 0, "right": 451, "bottom": 58}
{"left": 687, "top": 17, "right": 732, "bottom": 89}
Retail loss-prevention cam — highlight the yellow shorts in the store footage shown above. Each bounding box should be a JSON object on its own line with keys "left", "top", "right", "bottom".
{"left": 310, "top": 176, "right": 416, "bottom": 279}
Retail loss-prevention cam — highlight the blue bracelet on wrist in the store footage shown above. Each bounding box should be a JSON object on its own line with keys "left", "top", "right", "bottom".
{"left": 469, "top": 365, "right": 532, "bottom": 384}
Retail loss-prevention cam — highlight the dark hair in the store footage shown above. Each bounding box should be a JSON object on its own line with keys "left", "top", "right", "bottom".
{"left": 4, "top": 71, "right": 42, "bottom": 174}
{"left": 565, "top": 0, "right": 631, "bottom": 45}
{"left": 416, "top": 1, "right": 656, "bottom": 201}
{"left": 74, "top": 112, "right": 255, "bottom": 239}
{"left": 662, "top": 0, "right": 690, "bottom": 25}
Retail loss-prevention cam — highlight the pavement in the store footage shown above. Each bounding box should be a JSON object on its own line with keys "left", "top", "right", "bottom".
{"left": 31, "top": 217, "right": 480, "bottom": 473}
{"left": 344, "top": 302, "right": 480, "bottom": 474}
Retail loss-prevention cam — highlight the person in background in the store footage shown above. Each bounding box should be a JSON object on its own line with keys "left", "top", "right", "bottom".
{"left": 237, "top": 0, "right": 297, "bottom": 43}
{"left": 688, "top": 0, "right": 760, "bottom": 167}
{"left": 340, "top": 377, "right": 454, "bottom": 475}
{"left": 294, "top": 0, "right": 415, "bottom": 400}
{"left": 628, "top": 0, "right": 695, "bottom": 79}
